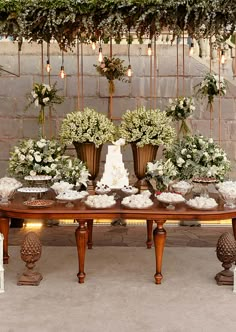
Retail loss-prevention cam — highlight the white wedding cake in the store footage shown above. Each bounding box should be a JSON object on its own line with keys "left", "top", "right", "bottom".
{"left": 100, "top": 140, "right": 129, "bottom": 189}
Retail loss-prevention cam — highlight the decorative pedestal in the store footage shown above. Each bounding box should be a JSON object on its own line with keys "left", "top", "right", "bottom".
{"left": 0, "top": 233, "right": 4, "bottom": 293}
{"left": 18, "top": 232, "right": 43, "bottom": 286}
{"left": 215, "top": 232, "right": 236, "bottom": 286}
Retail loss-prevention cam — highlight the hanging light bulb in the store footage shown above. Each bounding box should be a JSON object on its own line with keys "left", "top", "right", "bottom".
{"left": 148, "top": 43, "right": 152, "bottom": 56}
{"left": 221, "top": 50, "right": 225, "bottom": 64}
{"left": 189, "top": 42, "right": 194, "bottom": 57}
{"left": 91, "top": 41, "right": 96, "bottom": 50}
{"left": 127, "top": 64, "right": 132, "bottom": 77}
{"left": 46, "top": 59, "right": 51, "bottom": 73}
{"left": 98, "top": 47, "right": 103, "bottom": 62}
{"left": 60, "top": 65, "right": 65, "bottom": 79}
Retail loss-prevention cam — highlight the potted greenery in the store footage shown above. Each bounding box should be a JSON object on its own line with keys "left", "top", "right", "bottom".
{"left": 59, "top": 107, "right": 116, "bottom": 188}
{"left": 119, "top": 106, "right": 176, "bottom": 188}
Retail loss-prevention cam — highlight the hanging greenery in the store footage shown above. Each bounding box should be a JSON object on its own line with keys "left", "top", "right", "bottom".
{"left": 0, "top": 0, "right": 235, "bottom": 51}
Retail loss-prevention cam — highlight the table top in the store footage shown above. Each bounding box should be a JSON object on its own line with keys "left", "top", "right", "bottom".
{"left": 0, "top": 190, "right": 236, "bottom": 221}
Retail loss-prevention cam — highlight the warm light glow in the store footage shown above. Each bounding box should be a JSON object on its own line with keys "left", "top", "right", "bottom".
{"left": 60, "top": 65, "right": 65, "bottom": 79}
{"left": 189, "top": 43, "right": 194, "bottom": 56}
{"left": 147, "top": 43, "right": 152, "bottom": 56}
{"left": 98, "top": 47, "right": 103, "bottom": 62}
{"left": 24, "top": 222, "right": 43, "bottom": 229}
{"left": 46, "top": 60, "right": 51, "bottom": 73}
{"left": 127, "top": 64, "right": 132, "bottom": 77}
{"left": 91, "top": 42, "right": 96, "bottom": 50}
{"left": 221, "top": 50, "right": 225, "bottom": 64}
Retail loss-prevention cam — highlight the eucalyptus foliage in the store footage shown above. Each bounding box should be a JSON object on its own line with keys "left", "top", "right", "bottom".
{"left": 0, "top": 0, "right": 235, "bottom": 50}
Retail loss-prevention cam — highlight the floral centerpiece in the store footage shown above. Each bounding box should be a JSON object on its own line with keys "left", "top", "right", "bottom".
{"left": 195, "top": 73, "right": 227, "bottom": 106}
{"left": 59, "top": 108, "right": 117, "bottom": 186}
{"left": 165, "top": 97, "right": 195, "bottom": 136}
{"left": 59, "top": 107, "right": 116, "bottom": 148}
{"left": 8, "top": 138, "right": 68, "bottom": 179}
{"left": 119, "top": 106, "right": 176, "bottom": 186}
{"left": 146, "top": 159, "right": 178, "bottom": 192}
{"left": 25, "top": 82, "right": 64, "bottom": 136}
{"left": 164, "top": 134, "right": 231, "bottom": 181}
{"left": 119, "top": 106, "right": 176, "bottom": 148}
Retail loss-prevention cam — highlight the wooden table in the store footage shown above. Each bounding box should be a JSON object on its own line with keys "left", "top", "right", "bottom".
{"left": 0, "top": 191, "right": 236, "bottom": 284}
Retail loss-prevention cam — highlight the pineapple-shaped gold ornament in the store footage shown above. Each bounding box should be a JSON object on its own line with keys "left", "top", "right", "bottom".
{"left": 18, "top": 232, "right": 43, "bottom": 286}
{"left": 215, "top": 232, "right": 236, "bottom": 285}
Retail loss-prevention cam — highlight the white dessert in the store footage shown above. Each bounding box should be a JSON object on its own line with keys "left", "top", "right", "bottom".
{"left": 121, "top": 194, "right": 153, "bottom": 208}
{"left": 95, "top": 182, "right": 111, "bottom": 194}
{"left": 172, "top": 181, "right": 193, "bottom": 195}
{"left": 156, "top": 192, "right": 185, "bottom": 203}
{"left": 85, "top": 194, "right": 116, "bottom": 208}
{"left": 51, "top": 181, "right": 74, "bottom": 195}
{"left": 0, "top": 177, "right": 22, "bottom": 200}
{"left": 187, "top": 196, "right": 217, "bottom": 209}
{"left": 100, "top": 144, "right": 129, "bottom": 189}
{"left": 121, "top": 185, "right": 139, "bottom": 195}
{"left": 56, "top": 190, "right": 88, "bottom": 201}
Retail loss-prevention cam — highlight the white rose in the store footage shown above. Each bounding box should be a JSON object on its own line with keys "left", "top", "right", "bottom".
{"left": 34, "top": 153, "right": 42, "bottom": 163}
{"left": 37, "top": 141, "right": 46, "bottom": 148}
{"left": 20, "top": 154, "right": 25, "bottom": 161}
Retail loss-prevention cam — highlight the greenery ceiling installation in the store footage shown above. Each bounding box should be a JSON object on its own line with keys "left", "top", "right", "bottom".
{"left": 0, "top": 0, "right": 235, "bottom": 50}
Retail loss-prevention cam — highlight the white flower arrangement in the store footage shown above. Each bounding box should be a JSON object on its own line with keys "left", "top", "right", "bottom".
{"left": 59, "top": 108, "right": 117, "bottom": 148}
{"left": 146, "top": 159, "right": 178, "bottom": 191}
{"left": 8, "top": 138, "right": 90, "bottom": 187}
{"left": 57, "top": 158, "right": 90, "bottom": 188}
{"left": 166, "top": 97, "right": 195, "bottom": 135}
{"left": 165, "top": 134, "right": 231, "bottom": 181}
{"left": 119, "top": 106, "right": 176, "bottom": 148}
{"left": 8, "top": 138, "right": 68, "bottom": 179}
{"left": 195, "top": 72, "right": 227, "bottom": 106}
{"left": 25, "top": 82, "right": 64, "bottom": 124}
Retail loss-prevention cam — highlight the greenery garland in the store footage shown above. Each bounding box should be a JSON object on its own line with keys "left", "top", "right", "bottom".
{"left": 0, "top": 0, "right": 235, "bottom": 50}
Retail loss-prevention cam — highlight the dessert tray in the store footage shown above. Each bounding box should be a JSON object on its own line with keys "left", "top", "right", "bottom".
{"left": 171, "top": 181, "right": 193, "bottom": 195}
{"left": 186, "top": 197, "right": 218, "bottom": 210}
{"left": 56, "top": 190, "right": 88, "bottom": 201}
{"left": 18, "top": 187, "right": 49, "bottom": 193}
{"left": 121, "top": 194, "right": 153, "bottom": 209}
{"left": 121, "top": 186, "right": 139, "bottom": 195}
{"left": 23, "top": 199, "right": 54, "bottom": 208}
{"left": 24, "top": 175, "right": 52, "bottom": 181}
{"left": 84, "top": 194, "right": 116, "bottom": 208}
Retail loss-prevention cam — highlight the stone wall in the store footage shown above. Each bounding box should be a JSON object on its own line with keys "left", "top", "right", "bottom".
{"left": 0, "top": 40, "right": 236, "bottom": 181}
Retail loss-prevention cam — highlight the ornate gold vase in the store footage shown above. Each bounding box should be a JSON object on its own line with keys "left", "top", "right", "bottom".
{"left": 73, "top": 142, "right": 102, "bottom": 193}
{"left": 131, "top": 143, "right": 158, "bottom": 191}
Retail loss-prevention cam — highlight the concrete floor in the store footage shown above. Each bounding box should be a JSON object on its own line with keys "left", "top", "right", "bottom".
{"left": 9, "top": 222, "right": 233, "bottom": 247}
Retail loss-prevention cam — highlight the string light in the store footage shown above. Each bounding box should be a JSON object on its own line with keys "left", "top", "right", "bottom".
{"left": 46, "top": 42, "right": 51, "bottom": 72}
{"left": 189, "top": 42, "right": 194, "bottom": 57}
{"left": 127, "top": 64, "right": 132, "bottom": 77}
{"left": 98, "top": 46, "right": 103, "bottom": 62}
{"left": 91, "top": 41, "right": 96, "bottom": 50}
{"left": 148, "top": 43, "right": 152, "bottom": 56}
{"left": 220, "top": 50, "right": 225, "bottom": 65}
{"left": 59, "top": 51, "right": 66, "bottom": 79}
{"left": 46, "top": 59, "right": 51, "bottom": 73}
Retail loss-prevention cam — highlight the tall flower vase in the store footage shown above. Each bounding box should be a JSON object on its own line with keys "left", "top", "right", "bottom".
{"left": 38, "top": 106, "right": 45, "bottom": 138}
{"left": 131, "top": 143, "right": 158, "bottom": 191}
{"left": 73, "top": 142, "right": 102, "bottom": 193}
{"left": 108, "top": 80, "right": 114, "bottom": 119}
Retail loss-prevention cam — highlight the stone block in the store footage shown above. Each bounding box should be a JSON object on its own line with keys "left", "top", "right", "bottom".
{"left": 159, "top": 77, "right": 177, "bottom": 97}
{"left": 0, "top": 119, "right": 22, "bottom": 138}
{"left": 0, "top": 97, "right": 17, "bottom": 117}
{"left": 66, "top": 76, "right": 98, "bottom": 97}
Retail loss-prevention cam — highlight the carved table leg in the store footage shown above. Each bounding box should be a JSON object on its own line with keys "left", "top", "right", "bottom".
{"left": 87, "top": 219, "right": 93, "bottom": 249}
{"left": 153, "top": 220, "right": 166, "bottom": 284}
{"left": 146, "top": 220, "right": 153, "bottom": 249}
{"left": 232, "top": 218, "right": 236, "bottom": 239}
{"left": 75, "top": 220, "right": 88, "bottom": 283}
{"left": 0, "top": 218, "right": 10, "bottom": 264}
